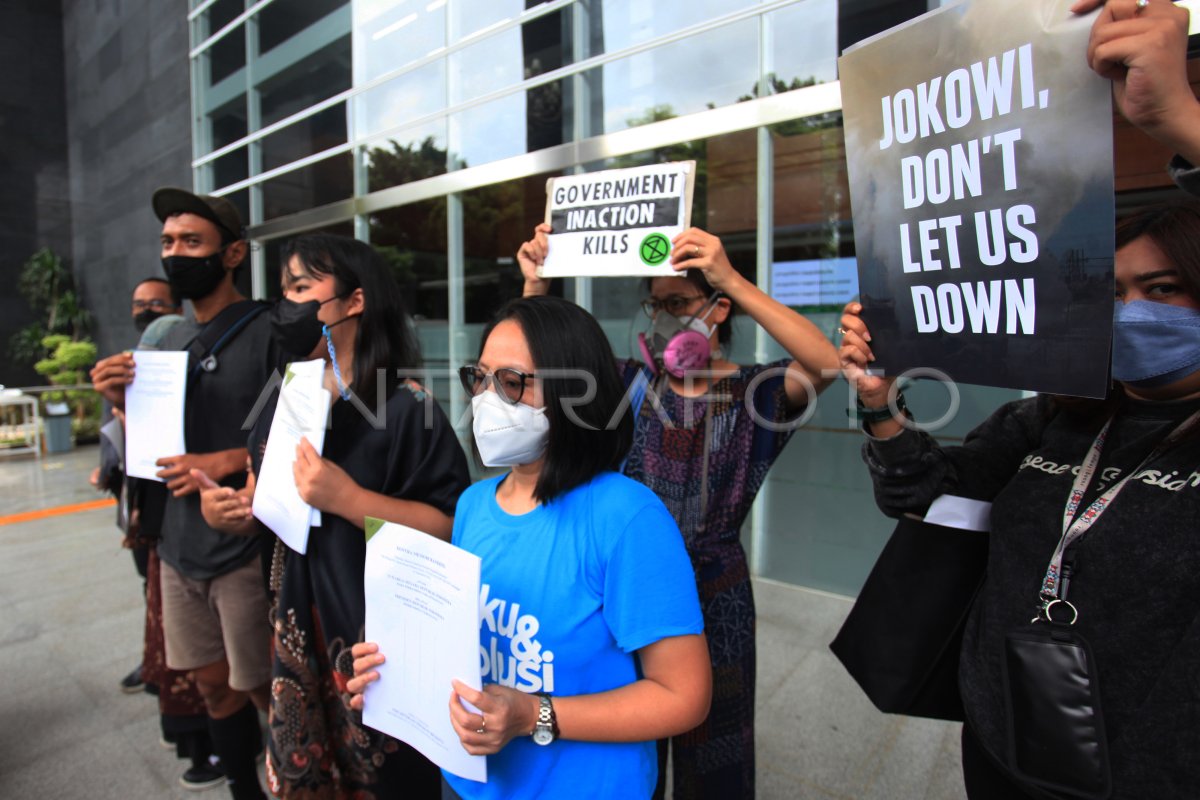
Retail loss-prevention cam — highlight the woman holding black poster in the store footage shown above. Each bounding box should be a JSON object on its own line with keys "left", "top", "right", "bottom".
{"left": 840, "top": 197, "right": 1200, "bottom": 798}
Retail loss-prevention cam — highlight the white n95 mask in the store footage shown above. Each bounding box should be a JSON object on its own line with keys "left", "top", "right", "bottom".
{"left": 471, "top": 390, "right": 550, "bottom": 467}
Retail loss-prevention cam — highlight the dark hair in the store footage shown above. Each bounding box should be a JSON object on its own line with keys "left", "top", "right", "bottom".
{"left": 1051, "top": 199, "right": 1200, "bottom": 423}
{"left": 642, "top": 271, "right": 734, "bottom": 344}
{"left": 282, "top": 233, "right": 421, "bottom": 401}
{"left": 1116, "top": 199, "right": 1200, "bottom": 299}
{"left": 478, "top": 295, "right": 633, "bottom": 504}
{"left": 135, "top": 276, "right": 180, "bottom": 307}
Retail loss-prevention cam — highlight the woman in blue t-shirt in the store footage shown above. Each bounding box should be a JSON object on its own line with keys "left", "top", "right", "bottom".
{"left": 348, "top": 296, "right": 712, "bottom": 799}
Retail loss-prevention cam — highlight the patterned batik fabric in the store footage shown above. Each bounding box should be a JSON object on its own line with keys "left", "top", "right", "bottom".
{"left": 256, "top": 379, "right": 469, "bottom": 800}
{"left": 144, "top": 549, "right": 209, "bottom": 720}
{"left": 265, "top": 546, "right": 436, "bottom": 800}
{"left": 622, "top": 359, "right": 799, "bottom": 800}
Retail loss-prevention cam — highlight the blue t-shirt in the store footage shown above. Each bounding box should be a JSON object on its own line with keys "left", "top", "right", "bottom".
{"left": 444, "top": 471, "right": 704, "bottom": 800}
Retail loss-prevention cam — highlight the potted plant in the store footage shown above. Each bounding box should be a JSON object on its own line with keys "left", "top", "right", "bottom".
{"left": 6, "top": 249, "right": 96, "bottom": 453}
{"left": 34, "top": 334, "right": 98, "bottom": 452}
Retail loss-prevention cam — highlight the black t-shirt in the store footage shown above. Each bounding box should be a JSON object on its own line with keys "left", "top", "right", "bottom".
{"left": 867, "top": 395, "right": 1200, "bottom": 795}
{"left": 156, "top": 305, "right": 283, "bottom": 580}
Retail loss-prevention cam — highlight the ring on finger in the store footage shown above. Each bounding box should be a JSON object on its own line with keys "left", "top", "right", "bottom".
{"left": 692, "top": 245, "right": 700, "bottom": 257}
{"left": 475, "top": 716, "right": 487, "bottom": 735}
{"left": 837, "top": 327, "right": 848, "bottom": 335}
{"left": 1135, "top": 0, "right": 1149, "bottom": 10}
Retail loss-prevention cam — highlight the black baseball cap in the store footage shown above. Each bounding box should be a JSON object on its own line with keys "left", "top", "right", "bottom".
{"left": 152, "top": 187, "right": 244, "bottom": 242}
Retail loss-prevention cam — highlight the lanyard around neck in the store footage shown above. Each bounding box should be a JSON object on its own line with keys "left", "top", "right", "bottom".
{"left": 1036, "top": 407, "right": 1200, "bottom": 620}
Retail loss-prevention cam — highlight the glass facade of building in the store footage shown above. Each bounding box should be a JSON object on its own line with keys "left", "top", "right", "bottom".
{"left": 187, "top": 0, "right": 1032, "bottom": 595}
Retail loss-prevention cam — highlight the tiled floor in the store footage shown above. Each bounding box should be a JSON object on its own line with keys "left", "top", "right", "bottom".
{"left": 0, "top": 445, "right": 965, "bottom": 798}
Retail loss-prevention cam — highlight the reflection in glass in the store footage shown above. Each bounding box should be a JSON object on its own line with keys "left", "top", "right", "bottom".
{"left": 353, "top": 60, "right": 446, "bottom": 144}
{"left": 363, "top": 121, "right": 449, "bottom": 193}
{"left": 368, "top": 199, "right": 451, "bottom": 398}
{"left": 599, "top": 0, "right": 757, "bottom": 52}
{"left": 259, "top": 37, "right": 351, "bottom": 129}
{"left": 261, "top": 104, "right": 349, "bottom": 172}
{"left": 262, "top": 152, "right": 354, "bottom": 220}
{"left": 769, "top": 0, "right": 839, "bottom": 90}
{"left": 452, "top": 93, "right": 529, "bottom": 169}
{"left": 259, "top": 0, "right": 348, "bottom": 54}
{"left": 450, "top": 0, "right": 520, "bottom": 41}
{"left": 369, "top": 199, "right": 449, "bottom": 325}
{"left": 353, "top": 0, "right": 446, "bottom": 85}
{"left": 521, "top": 7, "right": 573, "bottom": 152}
{"left": 209, "top": 99, "right": 249, "bottom": 190}
{"left": 460, "top": 174, "right": 560, "bottom": 325}
{"left": 449, "top": 25, "right": 523, "bottom": 105}
{"left": 770, "top": 110, "right": 851, "bottom": 313}
{"left": 601, "top": 18, "right": 758, "bottom": 135}
{"left": 205, "top": 0, "right": 245, "bottom": 85}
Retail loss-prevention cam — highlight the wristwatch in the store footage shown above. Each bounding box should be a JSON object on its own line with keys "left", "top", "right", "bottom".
{"left": 531, "top": 693, "right": 557, "bottom": 746}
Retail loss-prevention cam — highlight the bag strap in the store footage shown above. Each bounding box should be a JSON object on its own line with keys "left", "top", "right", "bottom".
{"left": 185, "top": 300, "right": 270, "bottom": 384}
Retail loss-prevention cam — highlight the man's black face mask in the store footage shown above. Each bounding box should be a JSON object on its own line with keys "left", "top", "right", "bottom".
{"left": 161, "top": 250, "right": 228, "bottom": 300}
{"left": 134, "top": 309, "right": 166, "bottom": 332}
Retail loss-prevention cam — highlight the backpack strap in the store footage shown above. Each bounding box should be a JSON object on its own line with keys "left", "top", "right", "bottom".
{"left": 185, "top": 300, "right": 270, "bottom": 385}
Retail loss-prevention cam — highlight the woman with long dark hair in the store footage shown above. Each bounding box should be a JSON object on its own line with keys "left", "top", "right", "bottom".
{"left": 840, "top": 199, "right": 1200, "bottom": 798}
{"left": 198, "top": 233, "right": 471, "bottom": 799}
{"left": 515, "top": 225, "right": 839, "bottom": 799}
{"left": 347, "top": 295, "right": 712, "bottom": 800}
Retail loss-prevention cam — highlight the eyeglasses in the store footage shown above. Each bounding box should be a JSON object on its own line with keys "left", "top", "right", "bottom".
{"left": 459, "top": 365, "right": 537, "bottom": 405}
{"left": 640, "top": 294, "right": 706, "bottom": 317}
{"left": 132, "top": 299, "right": 174, "bottom": 311}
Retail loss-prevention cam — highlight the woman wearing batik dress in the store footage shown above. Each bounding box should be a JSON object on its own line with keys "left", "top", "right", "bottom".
{"left": 200, "top": 234, "right": 470, "bottom": 799}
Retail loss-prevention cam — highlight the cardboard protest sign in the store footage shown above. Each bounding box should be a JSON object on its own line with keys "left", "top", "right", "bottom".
{"left": 840, "top": 0, "right": 1114, "bottom": 398}
{"left": 539, "top": 161, "right": 696, "bottom": 278}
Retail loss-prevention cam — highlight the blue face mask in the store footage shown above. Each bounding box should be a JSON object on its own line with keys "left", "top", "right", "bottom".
{"left": 1111, "top": 300, "right": 1200, "bottom": 388}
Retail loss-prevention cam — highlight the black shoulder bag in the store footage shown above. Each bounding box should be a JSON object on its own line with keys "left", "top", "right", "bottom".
{"left": 829, "top": 512, "right": 988, "bottom": 721}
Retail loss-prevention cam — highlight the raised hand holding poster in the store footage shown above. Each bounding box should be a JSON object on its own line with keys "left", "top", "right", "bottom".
{"left": 839, "top": 0, "right": 1114, "bottom": 397}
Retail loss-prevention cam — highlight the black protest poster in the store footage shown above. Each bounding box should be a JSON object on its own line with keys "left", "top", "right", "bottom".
{"left": 839, "top": 0, "right": 1115, "bottom": 398}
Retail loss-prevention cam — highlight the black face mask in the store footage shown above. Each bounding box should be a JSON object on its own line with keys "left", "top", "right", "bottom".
{"left": 162, "top": 251, "right": 229, "bottom": 300}
{"left": 269, "top": 296, "right": 346, "bottom": 357}
{"left": 134, "top": 310, "right": 166, "bottom": 333}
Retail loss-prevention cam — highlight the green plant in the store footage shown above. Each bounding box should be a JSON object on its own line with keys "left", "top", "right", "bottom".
{"left": 7, "top": 248, "right": 92, "bottom": 373}
{"left": 34, "top": 335, "right": 99, "bottom": 424}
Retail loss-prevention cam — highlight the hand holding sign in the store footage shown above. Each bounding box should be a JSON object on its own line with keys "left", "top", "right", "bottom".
{"left": 669, "top": 228, "right": 739, "bottom": 291}
{"left": 516, "top": 223, "right": 552, "bottom": 297}
{"left": 1079, "top": 0, "right": 1200, "bottom": 167}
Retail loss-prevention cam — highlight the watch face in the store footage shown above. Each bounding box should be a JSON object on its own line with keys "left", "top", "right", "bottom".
{"left": 532, "top": 727, "right": 554, "bottom": 746}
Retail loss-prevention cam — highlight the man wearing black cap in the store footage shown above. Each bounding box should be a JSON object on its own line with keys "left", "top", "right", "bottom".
{"left": 92, "top": 188, "right": 278, "bottom": 800}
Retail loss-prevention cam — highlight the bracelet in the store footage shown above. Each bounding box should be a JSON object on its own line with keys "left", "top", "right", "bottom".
{"left": 848, "top": 391, "right": 907, "bottom": 425}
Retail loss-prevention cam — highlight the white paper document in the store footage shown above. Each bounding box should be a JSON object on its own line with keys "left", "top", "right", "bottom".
{"left": 924, "top": 494, "right": 992, "bottom": 533}
{"left": 252, "top": 360, "right": 330, "bottom": 554}
{"left": 363, "top": 519, "right": 486, "bottom": 783}
{"left": 125, "top": 350, "right": 188, "bottom": 481}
